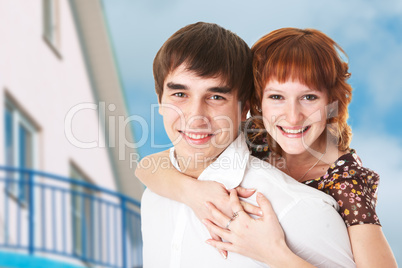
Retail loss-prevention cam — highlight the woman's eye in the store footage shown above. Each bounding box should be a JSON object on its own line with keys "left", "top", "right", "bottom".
{"left": 304, "top": 94, "right": 318, "bottom": 101}
{"left": 174, "top": 92, "right": 186, "bottom": 97}
{"left": 269, "top": 95, "right": 283, "bottom": 100}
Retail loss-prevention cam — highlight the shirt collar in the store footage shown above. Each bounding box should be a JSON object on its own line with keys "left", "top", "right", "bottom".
{"left": 169, "top": 135, "right": 249, "bottom": 190}
{"left": 169, "top": 146, "right": 180, "bottom": 171}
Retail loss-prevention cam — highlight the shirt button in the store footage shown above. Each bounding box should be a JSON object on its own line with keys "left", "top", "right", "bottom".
{"left": 172, "top": 243, "right": 180, "bottom": 251}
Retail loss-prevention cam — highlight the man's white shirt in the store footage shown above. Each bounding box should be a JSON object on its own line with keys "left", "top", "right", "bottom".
{"left": 141, "top": 135, "right": 355, "bottom": 268}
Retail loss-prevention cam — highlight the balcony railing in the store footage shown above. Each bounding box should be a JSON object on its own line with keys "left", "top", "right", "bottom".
{"left": 0, "top": 165, "right": 142, "bottom": 268}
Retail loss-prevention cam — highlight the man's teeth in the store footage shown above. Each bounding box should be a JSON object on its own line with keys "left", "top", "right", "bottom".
{"left": 184, "top": 132, "right": 210, "bottom": 139}
{"left": 281, "top": 127, "right": 308, "bottom": 134}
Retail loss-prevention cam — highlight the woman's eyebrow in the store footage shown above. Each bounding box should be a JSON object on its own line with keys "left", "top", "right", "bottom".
{"left": 264, "top": 87, "right": 277, "bottom": 92}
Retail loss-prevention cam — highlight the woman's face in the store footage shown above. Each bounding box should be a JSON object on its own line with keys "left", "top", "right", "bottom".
{"left": 261, "top": 79, "right": 329, "bottom": 156}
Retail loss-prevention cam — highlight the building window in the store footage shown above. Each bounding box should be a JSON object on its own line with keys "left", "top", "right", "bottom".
{"left": 70, "top": 165, "right": 95, "bottom": 259}
{"left": 4, "top": 99, "right": 38, "bottom": 204}
{"left": 5, "top": 105, "right": 14, "bottom": 168}
{"left": 43, "top": 0, "right": 61, "bottom": 57}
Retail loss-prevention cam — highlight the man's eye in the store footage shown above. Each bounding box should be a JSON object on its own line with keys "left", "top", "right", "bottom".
{"left": 269, "top": 95, "right": 283, "bottom": 100}
{"left": 304, "top": 95, "right": 318, "bottom": 101}
{"left": 174, "top": 92, "right": 186, "bottom": 97}
{"left": 210, "top": 95, "right": 225, "bottom": 100}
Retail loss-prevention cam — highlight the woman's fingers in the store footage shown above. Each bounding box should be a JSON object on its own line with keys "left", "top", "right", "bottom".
{"left": 236, "top": 187, "right": 263, "bottom": 216}
{"left": 235, "top": 186, "right": 256, "bottom": 198}
{"left": 256, "top": 192, "right": 275, "bottom": 218}
{"left": 207, "top": 230, "right": 227, "bottom": 259}
{"left": 202, "top": 219, "right": 231, "bottom": 241}
{"left": 204, "top": 204, "right": 228, "bottom": 259}
{"left": 207, "top": 228, "right": 222, "bottom": 242}
{"left": 229, "top": 189, "right": 247, "bottom": 216}
{"left": 205, "top": 238, "right": 236, "bottom": 253}
{"left": 240, "top": 200, "right": 263, "bottom": 216}
{"left": 205, "top": 201, "right": 230, "bottom": 228}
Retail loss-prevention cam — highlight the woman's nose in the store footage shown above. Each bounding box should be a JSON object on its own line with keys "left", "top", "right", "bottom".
{"left": 285, "top": 102, "right": 303, "bottom": 125}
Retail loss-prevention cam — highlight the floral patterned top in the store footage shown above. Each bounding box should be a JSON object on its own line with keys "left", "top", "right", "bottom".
{"left": 303, "top": 150, "right": 381, "bottom": 227}
{"left": 247, "top": 134, "right": 381, "bottom": 228}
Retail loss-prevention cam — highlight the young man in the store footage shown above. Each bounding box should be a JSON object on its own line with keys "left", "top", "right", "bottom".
{"left": 140, "top": 22, "right": 355, "bottom": 267}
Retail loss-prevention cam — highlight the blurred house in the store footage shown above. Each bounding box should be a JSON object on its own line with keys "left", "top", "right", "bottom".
{"left": 0, "top": 0, "right": 144, "bottom": 267}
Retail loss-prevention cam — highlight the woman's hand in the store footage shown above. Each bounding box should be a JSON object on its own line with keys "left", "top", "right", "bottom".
{"left": 135, "top": 152, "right": 261, "bottom": 259}
{"left": 185, "top": 180, "right": 260, "bottom": 222}
{"left": 203, "top": 190, "right": 314, "bottom": 267}
{"left": 184, "top": 181, "right": 260, "bottom": 259}
{"left": 135, "top": 150, "right": 260, "bottom": 220}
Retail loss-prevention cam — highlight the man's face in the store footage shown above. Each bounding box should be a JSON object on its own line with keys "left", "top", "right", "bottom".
{"left": 159, "top": 64, "right": 242, "bottom": 165}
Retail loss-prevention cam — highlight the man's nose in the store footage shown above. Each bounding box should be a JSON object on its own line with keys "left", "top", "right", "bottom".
{"left": 186, "top": 100, "right": 210, "bottom": 128}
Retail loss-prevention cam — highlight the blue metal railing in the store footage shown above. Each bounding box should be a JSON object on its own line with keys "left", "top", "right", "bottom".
{"left": 0, "top": 165, "right": 142, "bottom": 268}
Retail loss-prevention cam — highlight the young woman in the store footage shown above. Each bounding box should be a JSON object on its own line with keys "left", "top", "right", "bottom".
{"left": 136, "top": 28, "right": 397, "bottom": 267}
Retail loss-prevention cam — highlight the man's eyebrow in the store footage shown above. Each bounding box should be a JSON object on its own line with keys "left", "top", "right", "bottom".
{"left": 166, "top": 83, "right": 232, "bottom": 94}
{"left": 208, "top": 86, "right": 232, "bottom": 94}
{"left": 166, "top": 82, "right": 188, "bottom": 90}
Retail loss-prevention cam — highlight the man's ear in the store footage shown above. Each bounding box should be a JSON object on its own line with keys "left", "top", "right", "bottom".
{"left": 158, "top": 94, "right": 162, "bottom": 115}
{"left": 241, "top": 101, "right": 250, "bottom": 121}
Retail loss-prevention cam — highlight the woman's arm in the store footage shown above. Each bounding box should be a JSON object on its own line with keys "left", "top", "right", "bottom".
{"left": 203, "top": 190, "right": 315, "bottom": 268}
{"left": 135, "top": 150, "right": 260, "bottom": 221}
{"left": 348, "top": 225, "right": 397, "bottom": 268}
{"left": 135, "top": 150, "right": 192, "bottom": 203}
{"left": 323, "top": 162, "right": 397, "bottom": 267}
{"left": 135, "top": 150, "right": 260, "bottom": 259}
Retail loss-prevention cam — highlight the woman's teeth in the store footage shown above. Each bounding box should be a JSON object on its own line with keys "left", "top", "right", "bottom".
{"left": 280, "top": 126, "right": 309, "bottom": 134}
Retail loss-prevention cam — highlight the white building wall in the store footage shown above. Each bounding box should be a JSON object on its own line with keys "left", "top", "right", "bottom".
{"left": 0, "top": 0, "right": 116, "bottom": 190}
{"left": 0, "top": 1, "right": 142, "bottom": 266}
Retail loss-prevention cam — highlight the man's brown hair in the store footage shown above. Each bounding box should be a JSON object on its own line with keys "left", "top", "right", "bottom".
{"left": 153, "top": 22, "right": 253, "bottom": 106}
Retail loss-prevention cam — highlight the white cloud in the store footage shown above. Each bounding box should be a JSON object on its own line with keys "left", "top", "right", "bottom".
{"left": 104, "top": 0, "right": 402, "bottom": 111}
{"left": 102, "top": 1, "right": 402, "bottom": 263}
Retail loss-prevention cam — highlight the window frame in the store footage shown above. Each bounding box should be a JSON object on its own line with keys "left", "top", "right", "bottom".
{"left": 42, "top": 0, "right": 62, "bottom": 59}
{"left": 4, "top": 98, "right": 39, "bottom": 205}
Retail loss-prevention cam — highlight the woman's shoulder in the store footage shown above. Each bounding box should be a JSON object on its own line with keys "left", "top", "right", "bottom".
{"left": 306, "top": 149, "right": 380, "bottom": 188}
{"left": 331, "top": 150, "right": 379, "bottom": 185}
{"left": 305, "top": 150, "right": 381, "bottom": 227}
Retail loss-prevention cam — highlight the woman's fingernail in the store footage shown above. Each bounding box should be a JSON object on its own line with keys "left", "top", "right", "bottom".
{"left": 257, "top": 192, "right": 263, "bottom": 198}
{"left": 202, "top": 219, "right": 208, "bottom": 226}
{"left": 205, "top": 240, "right": 211, "bottom": 245}
{"left": 259, "top": 210, "right": 263, "bottom": 215}
{"left": 220, "top": 250, "right": 227, "bottom": 259}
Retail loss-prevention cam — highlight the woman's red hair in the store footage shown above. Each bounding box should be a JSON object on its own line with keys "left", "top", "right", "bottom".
{"left": 249, "top": 28, "right": 353, "bottom": 155}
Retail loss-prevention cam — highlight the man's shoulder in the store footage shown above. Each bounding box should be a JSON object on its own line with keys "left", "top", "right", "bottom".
{"left": 243, "top": 156, "right": 338, "bottom": 206}
{"left": 141, "top": 188, "right": 173, "bottom": 206}
{"left": 244, "top": 155, "right": 295, "bottom": 184}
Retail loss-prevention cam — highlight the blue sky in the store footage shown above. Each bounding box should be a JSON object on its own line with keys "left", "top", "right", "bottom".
{"left": 102, "top": 0, "right": 402, "bottom": 263}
